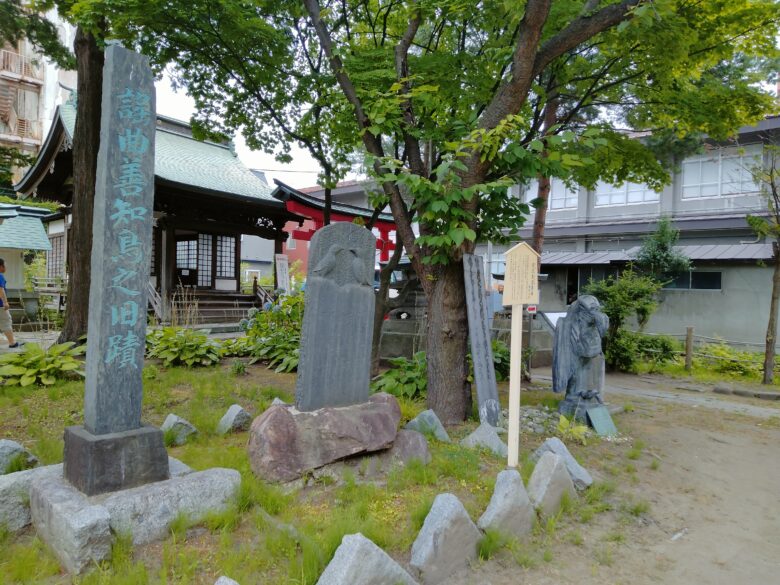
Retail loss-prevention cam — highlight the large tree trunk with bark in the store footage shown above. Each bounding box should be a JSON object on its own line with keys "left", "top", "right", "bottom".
{"left": 58, "top": 27, "right": 103, "bottom": 343}
{"left": 763, "top": 244, "right": 780, "bottom": 384}
{"left": 531, "top": 91, "right": 558, "bottom": 257}
{"left": 425, "top": 261, "right": 471, "bottom": 424}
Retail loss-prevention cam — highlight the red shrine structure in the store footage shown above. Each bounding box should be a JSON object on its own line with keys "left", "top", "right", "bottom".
{"left": 271, "top": 180, "right": 398, "bottom": 272}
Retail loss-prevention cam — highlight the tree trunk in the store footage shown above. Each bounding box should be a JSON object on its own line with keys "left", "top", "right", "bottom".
{"left": 763, "top": 244, "right": 780, "bottom": 384}
{"left": 371, "top": 243, "right": 403, "bottom": 376}
{"left": 531, "top": 91, "right": 558, "bottom": 258}
{"left": 425, "top": 261, "right": 471, "bottom": 424}
{"left": 323, "top": 186, "right": 332, "bottom": 226}
{"left": 58, "top": 27, "right": 103, "bottom": 343}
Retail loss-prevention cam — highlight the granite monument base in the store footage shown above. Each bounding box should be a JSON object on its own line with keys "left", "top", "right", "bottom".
{"left": 30, "top": 465, "right": 240, "bottom": 574}
{"left": 63, "top": 425, "right": 169, "bottom": 496}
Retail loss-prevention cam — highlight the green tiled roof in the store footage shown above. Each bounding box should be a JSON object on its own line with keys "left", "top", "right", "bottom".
{"left": 0, "top": 205, "right": 51, "bottom": 250}
{"left": 58, "top": 98, "right": 273, "bottom": 201}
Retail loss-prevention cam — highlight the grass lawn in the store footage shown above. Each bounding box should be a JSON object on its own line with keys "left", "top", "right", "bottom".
{"left": 0, "top": 362, "right": 648, "bottom": 584}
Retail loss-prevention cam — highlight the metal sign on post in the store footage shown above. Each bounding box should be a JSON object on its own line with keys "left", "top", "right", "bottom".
{"left": 526, "top": 305, "right": 537, "bottom": 315}
{"left": 502, "top": 242, "right": 540, "bottom": 468}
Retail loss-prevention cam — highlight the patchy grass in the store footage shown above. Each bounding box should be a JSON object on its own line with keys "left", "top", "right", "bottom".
{"left": 0, "top": 362, "right": 656, "bottom": 584}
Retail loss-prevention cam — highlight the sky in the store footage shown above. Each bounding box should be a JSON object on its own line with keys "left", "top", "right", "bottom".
{"left": 154, "top": 76, "right": 325, "bottom": 190}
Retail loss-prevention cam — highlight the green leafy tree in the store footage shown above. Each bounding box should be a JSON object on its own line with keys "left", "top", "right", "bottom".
{"left": 80, "top": 0, "right": 779, "bottom": 422}
{"left": 0, "top": 0, "right": 75, "bottom": 69}
{"left": 583, "top": 269, "right": 662, "bottom": 369}
{"left": 747, "top": 145, "right": 780, "bottom": 385}
{"left": 634, "top": 217, "right": 691, "bottom": 283}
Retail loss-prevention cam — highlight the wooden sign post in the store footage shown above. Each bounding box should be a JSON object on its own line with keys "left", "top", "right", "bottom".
{"left": 502, "top": 242, "right": 540, "bottom": 468}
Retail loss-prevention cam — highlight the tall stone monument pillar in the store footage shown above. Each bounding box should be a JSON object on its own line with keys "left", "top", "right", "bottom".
{"left": 295, "top": 222, "right": 376, "bottom": 411}
{"left": 63, "top": 45, "right": 169, "bottom": 495}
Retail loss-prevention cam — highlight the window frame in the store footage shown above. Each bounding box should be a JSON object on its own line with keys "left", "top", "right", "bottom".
{"left": 681, "top": 145, "right": 762, "bottom": 200}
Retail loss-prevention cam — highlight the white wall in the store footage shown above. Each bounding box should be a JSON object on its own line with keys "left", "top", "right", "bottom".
{"left": 0, "top": 249, "right": 26, "bottom": 289}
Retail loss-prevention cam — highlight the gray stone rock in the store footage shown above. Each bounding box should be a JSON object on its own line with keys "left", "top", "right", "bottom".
{"left": 0, "top": 439, "right": 37, "bottom": 474}
{"left": 527, "top": 452, "right": 577, "bottom": 517}
{"left": 30, "top": 474, "right": 112, "bottom": 574}
{"left": 248, "top": 393, "right": 401, "bottom": 482}
{"left": 168, "top": 456, "right": 193, "bottom": 477}
{"left": 316, "top": 533, "right": 418, "bottom": 585}
{"left": 357, "top": 430, "right": 431, "bottom": 477}
{"left": 405, "top": 410, "right": 450, "bottom": 443}
{"left": 533, "top": 437, "right": 593, "bottom": 491}
{"left": 477, "top": 470, "right": 535, "bottom": 538}
{"left": 94, "top": 468, "right": 241, "bottom": 546}
{"left": 460, "top": 423, "right": 508, "bottom": 458}
{"left": 216, "top": 404, "right": 252, "bottom": 435}
{"left": 0, "top": 464, "right": 62, "bottom": 532}
{"left": 271, "top": 397, "right": 289, "bottom": 407}
{"left": 410, "top": 493, "right": 481, "bottom": 584}
{"left": 161, "top": 414, "right": 198, "bottom": 445}
{"left": 295, "top": 222, "right": 376, "bottom": 411}
{"left": 215, "top": 578, "right": 240, "bottom": 585}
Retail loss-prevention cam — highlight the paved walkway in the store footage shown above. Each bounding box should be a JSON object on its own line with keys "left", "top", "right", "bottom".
{"left": 532, "top": 368, "right": 780, "bottom": 420}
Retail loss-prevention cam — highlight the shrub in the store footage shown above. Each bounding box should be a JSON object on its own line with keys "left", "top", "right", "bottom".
{"left": 246, "top": 294, "right": 303, "bottom": 373}
{"left": 220, "top": 336, "right": 252, "bottom": 358}
{"left": 635, "top": 334, "right": 678, "bottom": 363}
{"left": 146, "top": 328, "right": 221, "bottom": 367}
{"left": 604, "top": 329, "right": 640, "bottom": 372}
{"left": 0, "top": 342, "right": 85, "bottom": 386}
{"left": 492, "top": 339, "right": 510, "bottom": 381}
{"left": 697, "top": 342, "right": 762, "bottom": 377}
{"left": 371, "top": 352, "right": 428, "bottom": 399}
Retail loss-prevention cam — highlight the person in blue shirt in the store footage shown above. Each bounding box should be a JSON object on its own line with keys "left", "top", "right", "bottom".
{"left": 0, "top": 258, "right": 20, "bottom": 348}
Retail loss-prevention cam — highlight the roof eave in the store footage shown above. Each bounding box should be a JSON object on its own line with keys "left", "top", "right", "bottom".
{"left": 156, "top": 177, "right": 287, "bottom": 211}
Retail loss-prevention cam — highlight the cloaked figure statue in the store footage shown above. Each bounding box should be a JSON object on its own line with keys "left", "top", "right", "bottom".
{"left": 552, "top": 295, "right": 610, "bottom": 421}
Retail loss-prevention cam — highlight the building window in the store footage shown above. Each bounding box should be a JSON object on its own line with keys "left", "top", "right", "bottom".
{"left": 197, "top": 233, "right": 212, "bottom": 287}
{"left": 216, "top": 235, "right": 235, "bottom": 278}
{"left": 176, "top": 239, "right": 197, "bottom": 270}
{"left": 595, "top": 181, "right": 659, "bottom": 206}
{"left": 682, "top": 145, "right": 761, "bottom": 199}
{"left": 287, "top": 237, "right": 297, "bottom": 250}
{"left": 47, "top": 234, "right": 65, "bottom": 278}
{"left": 665, "top": 271, "right": 722, "bottom": 290}
{"left": 524, "top": 178, "right": 578, "bottom": 210}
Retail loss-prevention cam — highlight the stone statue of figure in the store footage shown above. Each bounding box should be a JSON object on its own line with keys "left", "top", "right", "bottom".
{"left": 552, "top": 295, "right": 610, "bottom": 421}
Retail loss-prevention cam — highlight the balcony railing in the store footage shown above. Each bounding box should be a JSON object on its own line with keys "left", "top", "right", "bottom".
{"left": 0, "top": 50, "right": 43, "bottom": 80}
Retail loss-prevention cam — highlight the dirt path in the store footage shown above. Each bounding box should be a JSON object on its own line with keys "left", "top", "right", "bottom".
{"left": 450, "top": 386, "right": 780, "bottom": 585}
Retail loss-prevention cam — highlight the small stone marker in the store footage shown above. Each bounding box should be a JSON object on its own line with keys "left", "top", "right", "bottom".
{"left": 528, "top": 451, "right": 577, "bottom": 517}
{"left": 586, "top": 405, "right": 618, "bottom": 437}
{"left": 478, "top": 469, "right": 535, "bottom": 538}
{"left": 501, "top": 242, "right": 540, "bottom": 468}
{"left": 0, "top": 439, "right": 38, "bottom": 474}
{"left": 405, "top": 409, "right": 451, "bottom": 442}
{"left": 161, "top": 414, "right": 198, "bottom": 445}
{"left": 463, "top": 254, "right": 501, "bottom": 426}
{"left": 316, "top": 533, "right": 419, "bottom": 585}
{"left": 533, "top": 437, "right": 593, "bottom": 490}
{"left": 410, "top": 493, "right": 481, "bottom": 584}
{"left": 215, "top": 578, "right": 240, "bottom": 585}
{"left": 216, "top": 404, "right": 252, "bottom": 435}
{"left": 295, "top": 222, "right": 376, "bottom": 411}
{"left": 63, "top": 45, "right": 168, "bottom": 496}
{"left": 459, "top": 423, "right": 507, "bottom": 458}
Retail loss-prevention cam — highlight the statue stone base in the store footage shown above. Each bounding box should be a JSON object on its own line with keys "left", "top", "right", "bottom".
{"left": 557, "top": 390, "right": 603, "bottom": 423}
